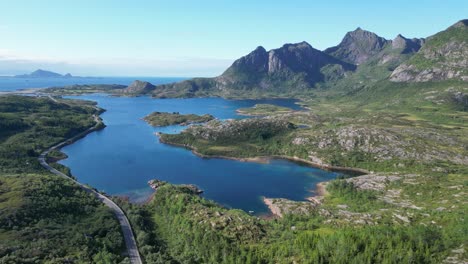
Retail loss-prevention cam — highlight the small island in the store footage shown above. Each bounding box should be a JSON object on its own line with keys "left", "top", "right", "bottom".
{"left": 143, "top": 111, "right": 215, "bottom": 127}
{"left": 15, "top": 69, "right": 75, "bottom": 78}
{"left": 236, "top": 104, "right": 294, "bottom": 116}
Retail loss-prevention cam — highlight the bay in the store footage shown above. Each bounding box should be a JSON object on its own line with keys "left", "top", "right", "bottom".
{"left": 59, "top": 94, "right": 338, "bottom": 215}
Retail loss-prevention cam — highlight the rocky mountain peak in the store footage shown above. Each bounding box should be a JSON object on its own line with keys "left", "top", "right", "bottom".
{"left": 450, "top": 19, "right": 468, "bottom": 28}
{"left": 324, "top": 28, "right": 390, "bottom": 65}
{"left": 229, "top": 45, "right": 269, "bottom": 74}
{"left": 392, "top": 34, "right": 424, "bottom": 53}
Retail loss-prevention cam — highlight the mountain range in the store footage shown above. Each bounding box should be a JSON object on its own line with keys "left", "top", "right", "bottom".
{"left": 120, "top": 19, "right": 466, "bottom": 98}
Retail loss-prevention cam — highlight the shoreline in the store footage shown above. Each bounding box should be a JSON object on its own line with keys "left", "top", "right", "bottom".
{"left": 157, "top": 134, "right": 369, "bottom": 218}
{"left": 37, "top": 106, "right": 142, "bottom": 263}
{"left": 157, "top": 134, "right": 369, "bottom": 175}
{"left": 262, "top": 197, "right": 283, "bottom": 218}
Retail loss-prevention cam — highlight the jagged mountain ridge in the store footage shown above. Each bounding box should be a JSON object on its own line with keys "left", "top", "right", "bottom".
{"left": 123, "top": 19, "right": 466, "bottom": 98}
{"left": 324, "top": 27, "right": 392, "bottom": 65}
{"left": 216, "top": 41, "right": 356, "bottom": 89}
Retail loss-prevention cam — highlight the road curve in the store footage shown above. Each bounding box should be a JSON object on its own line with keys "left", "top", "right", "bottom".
{"left": 38, "top": 114, "right": 143, "bottom": 264}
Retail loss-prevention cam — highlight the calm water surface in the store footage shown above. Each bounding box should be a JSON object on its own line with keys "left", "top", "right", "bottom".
{"left": 0, "top": 76, "right": 186, "bottom": 92}
{"left": 59, "top": 94, "right": 338, "bottom": 214}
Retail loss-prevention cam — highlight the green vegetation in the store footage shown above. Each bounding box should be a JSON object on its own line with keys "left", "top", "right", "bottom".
{"left": 237, "top": 104, "right": 294, "bottom": 116}
{"left": 119, "top": 182, "right": 466, "bottom": 263}
{"left": 155, "top": 78, "right": 467, "bottom": 263}
{"left": 3, "top": 19, "right": 467, "bottom": 263}
{"left": 143, "top": 111, "right": 214, "bottom": 127}
{"left": 0, "top": 95, "right": 126, "bottom": 262}
{"left": 0, "top": 174, "right": 125, "bottom": 263}
{"left": 0, "top": 96, "right": 98, "bottom": 173}
{"left": 42, "top": 84, "right": 126, "bottom": 95}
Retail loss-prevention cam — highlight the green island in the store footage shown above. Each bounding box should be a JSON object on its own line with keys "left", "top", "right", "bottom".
{"left": 236, "top": 104, "right": 294, "bottom": 116}
{"left": 143, "top": 112, "right": 215, "bottom": 127}
{"left": 0, "top": 96, "right": 126, "bottom": 263}
{"left": 42, "top": 84, "right": 127, "bottom": 95}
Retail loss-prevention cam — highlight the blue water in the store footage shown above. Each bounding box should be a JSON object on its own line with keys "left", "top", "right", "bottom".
{"left": 0, "top": 76, "right": 338, "bottom": 214}
{"left": 57, "top": 94, "right": 337, "bottom": 214}
{"left": 0, "top": 76, "right": 186, "bottom": 92}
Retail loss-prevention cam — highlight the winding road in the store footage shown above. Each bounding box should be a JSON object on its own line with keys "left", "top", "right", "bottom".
{"left": 38, "top": 112, "right": 143, "bottom": 264}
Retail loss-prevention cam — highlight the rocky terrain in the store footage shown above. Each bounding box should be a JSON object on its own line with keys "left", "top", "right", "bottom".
{"left": 390, "top": 19, "right": 468, "bottom": 82}
{"left": 143, "top": 111, "right": 214, "bottom": 127}
{"left": 176, "top": 116, "right": 296, "bottom": 142}
{"left": 122, "top": 80, "right": 156, "bottom": 95}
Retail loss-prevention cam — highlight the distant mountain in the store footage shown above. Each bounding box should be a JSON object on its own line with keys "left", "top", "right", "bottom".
{"left": 390, "top": 19, "right": 468, "bottom": 82}
{"left": 15, "top": 69, "right": 74, "bottom": 78}
{"left": 153, "top": 42, "right": 355, "bottom": 97}
{"left": 324, "top": 28, "right": 391, "bottom": 65}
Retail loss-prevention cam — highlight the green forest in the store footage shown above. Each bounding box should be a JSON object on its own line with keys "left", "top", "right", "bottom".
{"left": 0, "top": 96, "right": 127, "bottom": 263}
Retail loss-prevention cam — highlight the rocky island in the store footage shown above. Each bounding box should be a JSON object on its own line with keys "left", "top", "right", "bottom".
{"left": 143, "top": 111, "right": 215, "bottom": 127}
{"left": 148, "top": 179, "right": 203, "bottom": 194}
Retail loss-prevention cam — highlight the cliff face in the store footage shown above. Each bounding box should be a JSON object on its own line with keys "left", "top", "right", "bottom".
{"left": 216, "top": 41, "right": 355, "bottom": 90}
{"left": 154, "top": 41, "right": 355, "bottom": 97}
{"left": 390, "top": 20, "right": 468, "bottom": 82}
{"left": 391, "top": 34, "right": 425, "bottom": 54}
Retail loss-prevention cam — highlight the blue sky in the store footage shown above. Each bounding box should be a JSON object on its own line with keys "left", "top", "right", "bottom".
{"left": 0, "top": 0, "right": 466, "bottom": 77}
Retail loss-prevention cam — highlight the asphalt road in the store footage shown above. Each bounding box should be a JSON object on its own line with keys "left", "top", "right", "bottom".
{"left": 38, "top": 113, "right": 143, "bottom": 264}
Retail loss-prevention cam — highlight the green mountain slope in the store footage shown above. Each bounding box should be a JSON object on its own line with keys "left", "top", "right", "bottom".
{"left": 390, "top": 19, "right": 468, "bottom": 82}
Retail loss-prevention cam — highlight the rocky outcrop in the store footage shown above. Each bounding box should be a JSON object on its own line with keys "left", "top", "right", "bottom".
{"left": 148, "top": 179, "right": 203, "bottom": 194}
{"left": 391, "top": 34, "right": 424, "bottom": 54}
{"left": 123, "top": 80, "right": 156, "bottom": 94}
{"left": 148, "top": 179, "right": 167, "bottom": 190}
{"left": 324, "top": 27, "right": 391, "bottom": 65}
{"left": 184, "top": 117, "right": 296, "bottom": 142}
{"left": 390, "top": 20, "right": 468, "bottom": 82}
{"left": 263, "top": 197, "right": 317, "bottom": 217}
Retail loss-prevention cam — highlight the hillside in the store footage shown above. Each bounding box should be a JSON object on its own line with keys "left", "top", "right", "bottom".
{"left": 390, "top": 19, "right": 468, "bottom": 82}
{"left": 0, "top": 96, "right": 126, "bottom": 262}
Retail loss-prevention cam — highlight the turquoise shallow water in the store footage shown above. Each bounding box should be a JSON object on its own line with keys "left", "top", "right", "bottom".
{"left": 58, "top": 94, "right": 338, "bottom": 215}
